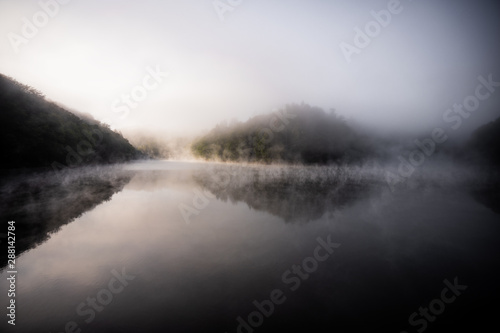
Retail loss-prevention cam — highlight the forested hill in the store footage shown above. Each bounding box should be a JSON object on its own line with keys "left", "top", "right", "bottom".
{"left": 192, "top": 103, "right": 372, "bottom": 164}
{"left": 0, "top": 73, "right": 140, "bottom": 171}
{"left": 467, "top": 116, "right": 500, "bottom": 165}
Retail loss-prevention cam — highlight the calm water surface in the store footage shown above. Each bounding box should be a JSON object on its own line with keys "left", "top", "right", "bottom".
{"left": 1, "top": 160, "right": 499, "bottom": 333}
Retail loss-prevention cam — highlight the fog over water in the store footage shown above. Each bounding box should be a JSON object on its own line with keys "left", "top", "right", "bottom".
{"left": 1, "top": 160, "right": 499, "bottom": 332}
{"left": 1, "top": 1, "right": 500, "bottom": 332}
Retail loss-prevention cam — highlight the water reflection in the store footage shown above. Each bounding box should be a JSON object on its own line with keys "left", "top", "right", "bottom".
{"left": 0, "top": 161, "right": 498, "bottom": 333}
{"left": 194, "top": 164, "right": 380, "bottom": 223}
{"left": 0, "top": 166, "right": 133, "bottom": 269}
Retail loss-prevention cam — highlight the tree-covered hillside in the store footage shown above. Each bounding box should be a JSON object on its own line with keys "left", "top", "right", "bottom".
{"left": 468, "top": 116, "right": 500, "bottom": 165}
{"left": 0, "top": 73, "right": 141, "bottom": 171}
{"left": 192, "top": 103, "right": 372, "bottom": 164}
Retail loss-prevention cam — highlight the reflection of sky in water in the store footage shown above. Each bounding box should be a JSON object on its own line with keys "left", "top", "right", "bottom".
{"left": 1, "top": 161, "right": 499, "bottom": 333}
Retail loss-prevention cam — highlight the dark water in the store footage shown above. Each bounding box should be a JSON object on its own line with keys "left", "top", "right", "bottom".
{"left": 0, "top": 160, "right": 499, "bottom": 333}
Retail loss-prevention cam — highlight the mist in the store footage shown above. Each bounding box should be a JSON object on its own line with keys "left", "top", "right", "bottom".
{"left": 1, "top": 0, "right": 500, "bottom": 138}
{"left": 1, "top": 1, "right": 500, "bottom": 333}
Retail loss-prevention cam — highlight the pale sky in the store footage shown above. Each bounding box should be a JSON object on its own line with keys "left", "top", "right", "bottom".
{"left": 1, "top": 0, "right": 499, "bottom": 136}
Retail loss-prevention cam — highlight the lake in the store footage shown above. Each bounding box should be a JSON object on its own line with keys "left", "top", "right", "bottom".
{"left": 1, "top": 160, "right": 499, "bottom": 333}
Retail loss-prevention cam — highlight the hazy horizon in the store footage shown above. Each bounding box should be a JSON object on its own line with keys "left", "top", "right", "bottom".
{"left": 1, "top": 0, "right": 500, "bottom": 137}
{"left": 2, "top": 2, "right": 500, "bottom": 332}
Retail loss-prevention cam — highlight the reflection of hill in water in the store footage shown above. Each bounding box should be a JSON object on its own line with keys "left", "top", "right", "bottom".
{"left": 0, "top": 167, "right": 133, "bottom": 269}
{"left": 194, "top": 164, "right": 381, "bottom": 223}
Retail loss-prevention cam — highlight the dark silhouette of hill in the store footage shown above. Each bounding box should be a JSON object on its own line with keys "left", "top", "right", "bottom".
{"left": 192, "top": 103, "right": 372, "bottom": 164}
{"left": 468, "top": 116, "right": 500, "bottom": 166}
{"left": 0, "top": 166, "right": 134, "bottom": 270}
{"left": 465, "top": 116, "right": 500, "bottom": 214}
{"left": 0, "top": 73, "right": 141, "bottom": 171}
